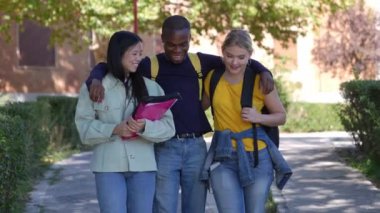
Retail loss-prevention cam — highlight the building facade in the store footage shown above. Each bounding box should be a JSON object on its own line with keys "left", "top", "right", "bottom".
{"left": 1, "top": 1, "right": 378, "bottom": 103}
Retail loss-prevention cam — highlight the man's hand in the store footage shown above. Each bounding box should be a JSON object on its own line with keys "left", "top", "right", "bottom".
{"left": 89, "top": 79, "right": 105, "bottom": 102}
{"left": 259, "top": 71, "right": 274, "bottom": 94}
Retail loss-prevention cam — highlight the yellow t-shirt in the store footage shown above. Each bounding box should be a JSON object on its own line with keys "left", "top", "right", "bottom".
{"left": 204, "top": 70, "right": 267, "bottom": 151}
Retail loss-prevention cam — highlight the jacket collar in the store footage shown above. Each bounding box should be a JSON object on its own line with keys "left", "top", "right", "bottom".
{"left": 103, "top": 73, "right": 125, "bottom": 90}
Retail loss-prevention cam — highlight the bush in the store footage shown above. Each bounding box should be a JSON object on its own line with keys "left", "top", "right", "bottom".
{"left": 0, "top": 102, "right": 50, "bottom": 163}
{"left": 275, "top": 76, "right": 291, "bottom": 110}
{"left": 0, "top": 102, "right": 50, "bottom": 212}
{"left": 0, "top": 96, "right": 81, "bottom": 211}
{"left": 0, "top": 114, "right": 27, "bottom": 212}
{"left": 37, "top": 96, "right": 81, "bottom": 150}
{"left": 282, "top": 102, "right": 344, "bottom": 132}
{"left": 339, "top": 80, "right": 380, "bottom": 161}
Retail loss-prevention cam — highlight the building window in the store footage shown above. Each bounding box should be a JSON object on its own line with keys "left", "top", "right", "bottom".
{"left": 18, "top": 20, "right": 55, "bottom": 67}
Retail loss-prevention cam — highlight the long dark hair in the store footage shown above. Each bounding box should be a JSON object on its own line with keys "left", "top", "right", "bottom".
{"left": 106, "top": 31, "right": 148, "bottom": 103}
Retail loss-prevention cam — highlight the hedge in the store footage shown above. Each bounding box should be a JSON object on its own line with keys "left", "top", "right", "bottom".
{"left": 0, "top": 96, "right": 81, "bottom": 212}
{"left": 36, "top": 96, "right": 81, "bottom": 151}
{"left": 339, "top": 80, "right": 380, "bottom": 162}
{"left": 0, "top": 102, "right": 49, "bottom": 212}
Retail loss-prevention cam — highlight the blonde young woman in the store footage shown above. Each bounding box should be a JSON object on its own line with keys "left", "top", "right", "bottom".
{"left": 75, "top": 31, "right": 175, "bottom": 213}
{"left": 201, "top": 29, "right": 289, "bottom": 213}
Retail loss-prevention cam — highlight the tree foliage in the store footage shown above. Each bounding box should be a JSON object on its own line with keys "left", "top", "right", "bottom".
{"left": 0, "top": 0, "right": 352, "bottom": 51}
{"left": 0, "top": 0, "right": 162, "bottom": 50}
{"left": 312, "top": 0, "right": 380, "bottom": 79}
{"left": 161, "top": 0, "right": 353, "bottom": 50}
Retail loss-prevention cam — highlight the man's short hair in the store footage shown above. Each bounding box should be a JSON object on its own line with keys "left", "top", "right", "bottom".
{"left": 162, "top": 15, "right": 191, "bottom": 35}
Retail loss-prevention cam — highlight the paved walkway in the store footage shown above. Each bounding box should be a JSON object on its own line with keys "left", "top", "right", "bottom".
{"left": 272, "top": 132, "right": 380, "bottom": 213}
{"left": 25, "top": 132, "right": 380, "bottom": 213}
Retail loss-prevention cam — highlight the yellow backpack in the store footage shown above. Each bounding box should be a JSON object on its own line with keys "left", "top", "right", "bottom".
{"left": 149, "top": 53, "right": 202, "bottom": 100}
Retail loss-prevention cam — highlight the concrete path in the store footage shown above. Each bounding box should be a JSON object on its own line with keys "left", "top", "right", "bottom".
{"left": 25, "top": 132, "right": 380, "bottom": 213}
{"left": 273, "top": 132, "right": 380, "bottom": 213}
{"left": 25, "top": 150, "right": 217, "bottom": 213}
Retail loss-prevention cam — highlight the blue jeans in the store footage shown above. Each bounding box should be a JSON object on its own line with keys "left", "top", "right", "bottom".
{"left": 154, "top": 137, "right": 207, "bottom": 213}
{"left": 210, "top": 148, "right": 273, "bottom": 213}
{"left": 94, "top": 171, "right": 156, "bottom": 213}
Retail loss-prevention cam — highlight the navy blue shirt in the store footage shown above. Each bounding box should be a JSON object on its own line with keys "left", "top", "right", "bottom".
{"left": 86, "top": 52, "right": 270, "bottom": 135}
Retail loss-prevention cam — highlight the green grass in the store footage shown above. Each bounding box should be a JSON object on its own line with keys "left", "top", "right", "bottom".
{"left": 281, "top": 102, "right": 344, "bottom": 132}
{"left": 352, "top": 159, "right": 380, "bottom": 188}
{"left": 266, "top": 192, "right": 277, "bottom": 212}
{"left": 337, "top": 148, "right": 380, "bottom": 188}
{"left": 10, "top": 150, "right": 77, "bottom": 212}
{"left": 0, "top": 94, "right": 10, "bottom": 106}
{"left": 42, "top": 148, "right": 79, "bottom": 164}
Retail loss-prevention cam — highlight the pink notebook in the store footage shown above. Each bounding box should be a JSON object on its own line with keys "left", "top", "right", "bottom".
{"left": 122, "top": 93, "right": 180, "bottom": 140}
{"left": 134, "top": 98, "right": 177, "bottom": 120}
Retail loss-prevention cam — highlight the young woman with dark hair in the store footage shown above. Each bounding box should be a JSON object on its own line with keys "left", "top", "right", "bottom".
{"left": 106, "top": 31, "right": 148, "bottom": 104}
{"left": 75, "top": 31, "right": 175, "bottom": 213}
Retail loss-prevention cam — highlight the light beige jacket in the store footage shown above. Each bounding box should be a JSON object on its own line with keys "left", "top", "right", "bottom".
{"left": 75, "top": 73, "right": 175, "bottom": 172}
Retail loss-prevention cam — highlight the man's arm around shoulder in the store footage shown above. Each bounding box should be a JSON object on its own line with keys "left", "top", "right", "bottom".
{"left": 86, "top": 62, "right": 108, "bottom": 102}
{"left": 249, "top": 59, "right": 274, "bottom": 94}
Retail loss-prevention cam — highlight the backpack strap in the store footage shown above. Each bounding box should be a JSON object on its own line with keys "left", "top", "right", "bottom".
{"left": 209, "top": 69, "right": 225, "bottom": 115}
{"left": 209, "top": 66, "right": 259, "bottom": 167}
{"left": 150, "top": 53, "right": 202, "bottom": 101}
{"left": 150, "top": 55, "right": 159, "bottom": 81}
{"left": 188, "top": 53, "right": 202, "bottom": 100}
{"left": 210, "top": 67, "right": 256, "bottom": 108}
{"left": 241, "top": 67, "right": 259, "bottom": 167}
{"left": 241, "top": 67, "right": 255, "bottom": 108}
